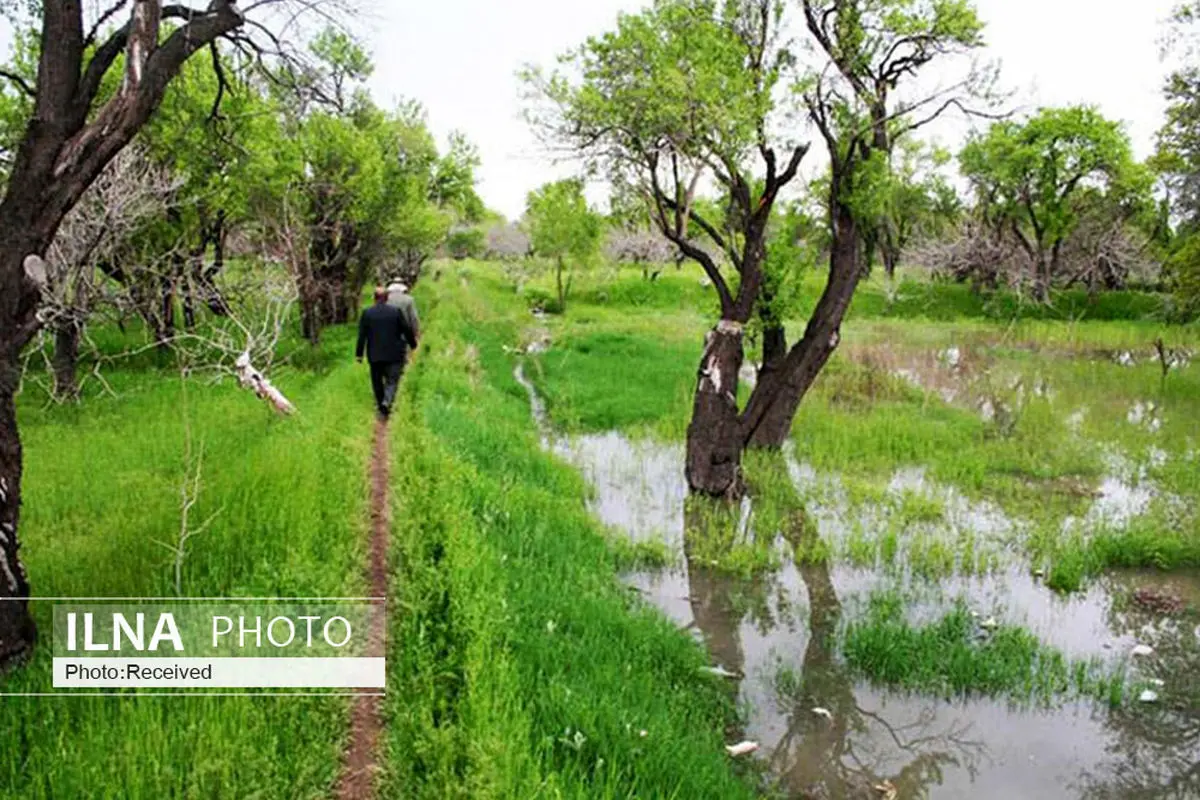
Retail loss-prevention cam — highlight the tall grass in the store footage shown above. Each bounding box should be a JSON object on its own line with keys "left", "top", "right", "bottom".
{"left": 381, "top": 282, "right": 758, "bottom": 798}
{"left": 0, "top": 327, "right": 371, "bottom": 799}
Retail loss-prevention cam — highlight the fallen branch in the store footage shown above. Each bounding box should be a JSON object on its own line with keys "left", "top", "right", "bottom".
{"left": 235, "top": 351, "right": 296, "bottom": 414}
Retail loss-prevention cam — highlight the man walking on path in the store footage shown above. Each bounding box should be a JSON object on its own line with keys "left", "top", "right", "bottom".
{"left": 356, "top": 286, "right": 417, "bottom": 418}
{"left": 386, "top": 278, "right": 421, "bottom": 345}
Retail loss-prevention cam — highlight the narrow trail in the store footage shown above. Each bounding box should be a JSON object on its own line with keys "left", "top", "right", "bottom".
{"left": 335, "top": 417, "right": 391, "bottom": 800}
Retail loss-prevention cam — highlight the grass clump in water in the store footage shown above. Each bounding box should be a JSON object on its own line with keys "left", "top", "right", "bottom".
{"left": 609, "top": 535, "right": 675, "bottom": 571}
{"left": 843, "top": 593, "right": 1122, "bottom": 704}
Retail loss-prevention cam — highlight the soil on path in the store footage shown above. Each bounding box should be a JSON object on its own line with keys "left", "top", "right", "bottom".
{"left": 335, "top": 416, "right": 391, "bottom": 800}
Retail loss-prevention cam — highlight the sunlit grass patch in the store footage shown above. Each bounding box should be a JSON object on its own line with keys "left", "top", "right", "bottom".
{"left": 683, "top": 496, "right": 782, "bottom": 577}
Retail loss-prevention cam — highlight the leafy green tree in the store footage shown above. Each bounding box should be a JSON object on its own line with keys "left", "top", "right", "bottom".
{"left": 524, "top": 178, "right": 602, "bottom": 312}
{"left": 269, "top": 33, "right": 482, "bottom": 342}
{"left": 135, "top": 51, "right": 288, "bottom": 338}
{"left": 1155, "top": 2, "right": 1200, "bottom": 314}
{"left": 527, "top": 0, "right": 989, "bottom": 496}
{"left": 960, "top": 106, "right": 1143, "bottom": 300}
{"left": 741, "top": 0, "right": 991, "bottom": 449}
{"left": 445, "top": 225, "right": 486, "bottom": 260}
{"left": 867, "top": 138, "right": 962, "bottom": 278}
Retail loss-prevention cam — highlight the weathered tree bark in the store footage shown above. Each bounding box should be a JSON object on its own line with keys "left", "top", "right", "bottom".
{"left": 685, "top": 320, "right": 747, "bottom": 498}
{"left": 742, "top": 200, "right": 862, "bottom": 449}
{"left": 52, "top": 319, "right": 81, "bottom": 401}
{"left": 0, "top": 0, "right": 249, "bottom": 667}
{"left": 0, "top": 245, "right": 40, "bottom": 666}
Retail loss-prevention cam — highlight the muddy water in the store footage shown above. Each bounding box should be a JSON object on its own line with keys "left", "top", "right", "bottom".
{"left": 513, "top": 362, "right": 1200, "bottom": 799}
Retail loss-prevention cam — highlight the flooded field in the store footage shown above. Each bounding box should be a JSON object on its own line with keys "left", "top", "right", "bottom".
{"left": 515, "top": 332, "right": 1200, "bottom": 799}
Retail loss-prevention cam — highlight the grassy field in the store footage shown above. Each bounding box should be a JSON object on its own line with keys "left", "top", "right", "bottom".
{"left": 1, "top": 327, "right": 370, "bottom": 798}
{"left": 3, "top": 257, "right": 1196, "bottom": 797}
{"left": 497, "top": 258, "right": 1200, "bottom": 721}
{"left": 2, "top": 273, "right": 764, "bottom": 798}
{"left": 514, "top": 261, "right": 1200, "bottom": 585}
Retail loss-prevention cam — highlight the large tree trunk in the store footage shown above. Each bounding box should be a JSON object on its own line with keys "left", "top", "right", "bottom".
{"left": 0, "top": 375, "right": 35, "bottom": 667}
{"left": 0, "top": 241, "right": 42, "bottom": 667}
{"left": 685, "top": 320, "right": 746, "bottom": 498}
{"left": 741, "top": 199, "right": 863, "bottom": 449}
{"left": 0, "top": 0, "right": 248, "bottom": 671}
{"left": 52, "top": 319, "right": 81, "bottom": 401}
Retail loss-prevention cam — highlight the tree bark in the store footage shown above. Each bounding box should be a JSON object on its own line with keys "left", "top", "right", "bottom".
{"left": 53, "top": 319, "right": 81, "bottom": 401}
{"left": 685, "top": 320, "right": 746, "bottom": 498}
{"left": 0, "top": 241, "right": 41, "bottom": 667}
{"left": 741, "top": 199, "right": 863, "bottom": 449}
{"left": 1033, "top": 253, "right": 1051, "bottom": 303}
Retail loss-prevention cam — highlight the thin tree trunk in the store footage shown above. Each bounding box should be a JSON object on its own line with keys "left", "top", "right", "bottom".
{"left": 685, "top": 320, "right": 746, "bottom": 498}
{"left": 53, "top": 320, "right": 80, "bottom": 401}
{"left": 1033, "top": 253, "right": 1051, "bottom": 303}
{"left": 556, "top": 256, "right": 566, "bottom": 312}
{"left": 156, "top": 274, "right": 176, "bottom": 349}
{"left": 200, "top": 212, "right": 229, "bottom": 315}
{"left": 883, "top": 241, "right": 899, "bottom": 281}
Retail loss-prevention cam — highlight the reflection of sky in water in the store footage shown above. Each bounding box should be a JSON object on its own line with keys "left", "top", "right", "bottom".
{"left": 514, "top": 361, "right": 1200, "bottom": 799}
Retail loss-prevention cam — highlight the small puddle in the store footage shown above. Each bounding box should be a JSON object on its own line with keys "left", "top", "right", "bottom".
{"left": 514, "top": 359, "right": 1200, "bottom": 798}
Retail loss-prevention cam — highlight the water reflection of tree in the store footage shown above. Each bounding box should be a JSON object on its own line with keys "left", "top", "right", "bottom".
{"left": 768, "top": 513, "right": 983, "bottom": 799}
{"left": 1074, "top": 574, "right": 1200, "bottom": 799}
{"left": 682, "top": 476, "right": 986, "bottom": 800}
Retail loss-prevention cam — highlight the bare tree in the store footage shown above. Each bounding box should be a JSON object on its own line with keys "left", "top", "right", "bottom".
{"left": 33, "top": 145, "right": 178, "bottom": 399}
{"left": 606, "top": 227, "right": 675, "bottom": 281}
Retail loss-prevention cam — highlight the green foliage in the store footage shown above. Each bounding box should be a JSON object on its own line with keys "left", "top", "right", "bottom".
{"left": 961, "top": 106, "right": 1145, "bottom": 274}
{"left": 1165, "top": 231, "right": 1200, "bottom": 316}
{"left": 525, "top": 178, "right": 602, "bottom": 310}
{"left": 0, "top": 26, "right": 36, "bottom": 184}
{"left": 531, "top": 0, "right": 777, "bottom": 172}
{"left": 525, "top": 179, "right": 601, "bottom": 263}
{"left": 445, "top": 226, "right": 486, "bottom": 260}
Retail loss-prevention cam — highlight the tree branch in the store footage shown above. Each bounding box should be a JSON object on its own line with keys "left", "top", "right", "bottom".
{"left": 0, "top": 69, "right": 35, "bottom": 98}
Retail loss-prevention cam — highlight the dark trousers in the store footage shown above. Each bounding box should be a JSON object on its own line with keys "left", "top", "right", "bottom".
{"left": 369, "top": 360, "right": 404, "bottom": 413}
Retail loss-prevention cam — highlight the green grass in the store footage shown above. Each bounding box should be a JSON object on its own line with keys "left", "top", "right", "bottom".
{"left": 842, "top": 593, "right": 1125, "bottom": 705}
{"left": 0, "top": 327, "right": 371, "bottom": 799}
{"left": 380, "top": 280, "right": 758, "bottom": 798}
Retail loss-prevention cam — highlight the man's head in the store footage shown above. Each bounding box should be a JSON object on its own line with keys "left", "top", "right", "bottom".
{"left": 374, "top": 286, "right": 389, "bottom": 303}
{"left": 387, "top": 279, "right": 409, "bottom": 294}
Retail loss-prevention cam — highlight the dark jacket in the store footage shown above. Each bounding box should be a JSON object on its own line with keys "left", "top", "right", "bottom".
{"left": 356, "top": 302, "right": 416, "bottom": 364}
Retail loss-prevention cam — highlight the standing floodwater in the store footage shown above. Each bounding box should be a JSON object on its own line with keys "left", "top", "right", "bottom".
{"left": 514, "top": 358, "right": 1200, "bottom": 799}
